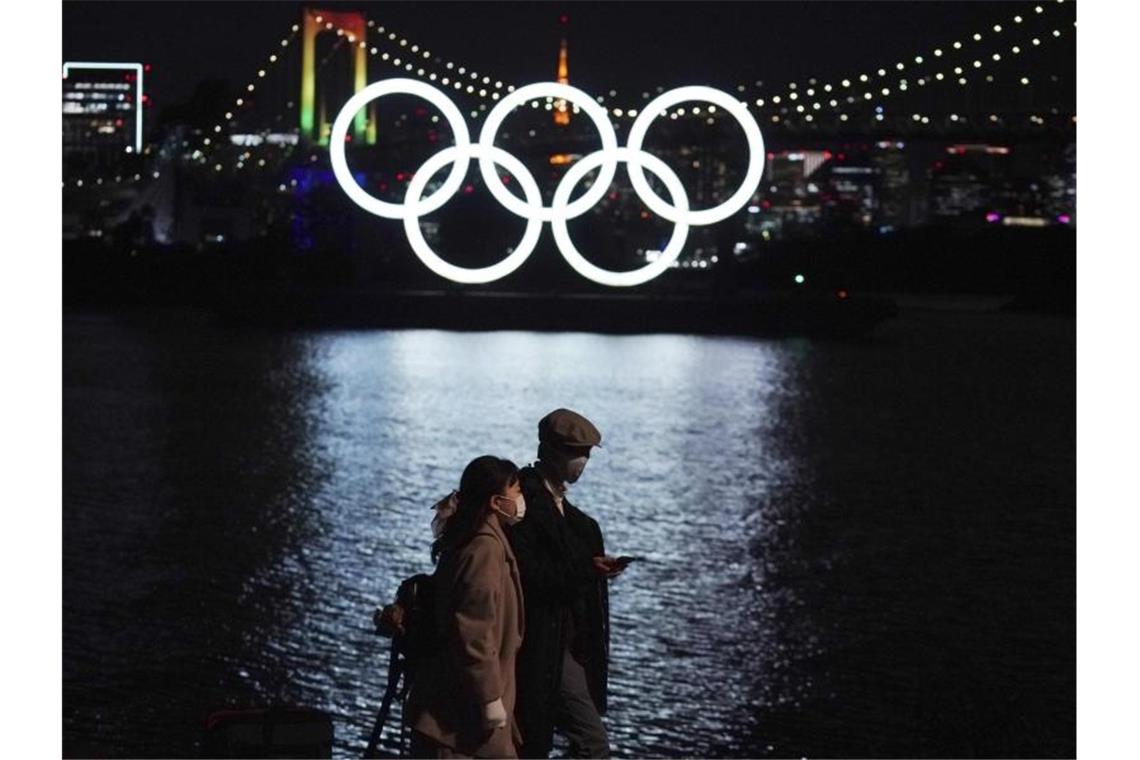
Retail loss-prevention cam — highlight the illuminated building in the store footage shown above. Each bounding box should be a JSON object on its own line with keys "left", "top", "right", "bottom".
{"left": 756, "top": 150, "right": 829, "bottom": 238}
{"left": 823, "top": 163, "right": 877, "bottom": 229}
{"left": 62, "top": 62, "right": 144, "bottom": 158}
{"left": 929, "top": 144, "right": 1011, "bottom": 221}
{"left": 870, "top": 141, "right": 912, "bottom": 229}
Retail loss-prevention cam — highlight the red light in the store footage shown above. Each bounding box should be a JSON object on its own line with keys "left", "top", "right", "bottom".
{"left": 560, "top": 14, "right": 568, "bottom": 24}
{"left": 345, "top": 134, "right": 352, "bottom": 142}
{"left": 639, "top": 211, "right": 650, "bottom": 220}
{"left": 501, "top": 175, "right": 511, "bottom": 184}
{"left": 823, "top": 150, "right": 833, "bottom": 160}
{"left": 837, "top": 153, "right": 846, "bottom": 161}
{"left": 414, "top": 107, "right": 428, "bottom": 117}
{"left": 766, "top": 152, "right": 775, "bottom": 160}
{"left": 143, "top": 64, "right": 152, "bottom": 73}
{"left": 396, "top": 172, "right": 405, "bottom": 181}
{"left": 379, "top": 182, "right": 388, "bottom": 191}
{"left": 141, "top": 94, "right": 149, "bottom": 103}
{"left": 837, "top": 289, "right": 849, "bottom": 300}
{"left": 608, "top": 191, "right": 618, "bottom": 201}
{"left": 115, "top": 119, "right": 123, "bottom": 127}
{"left": 761, "top": 200, "right": 771, "bottom": 210}
{"left": 463, "top": 184, "right": 474, "bottom": 194}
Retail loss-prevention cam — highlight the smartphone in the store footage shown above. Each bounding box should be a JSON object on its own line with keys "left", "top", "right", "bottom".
{"left": 614, "top": 555, "right": 644, "bottom": 567}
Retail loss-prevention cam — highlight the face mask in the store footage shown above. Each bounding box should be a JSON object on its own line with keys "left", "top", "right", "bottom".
{"left": 563, "top": 456, "right": 588, "bottom": 484}
{"left": 493, "top": 494, "right": 526, "bottom": 525}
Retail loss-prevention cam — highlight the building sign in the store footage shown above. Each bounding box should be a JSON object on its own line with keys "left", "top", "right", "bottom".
{"left": 62, "top": 61, "right": 144, "bottom": 154}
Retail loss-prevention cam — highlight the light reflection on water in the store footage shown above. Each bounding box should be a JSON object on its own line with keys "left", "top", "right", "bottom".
{"left": 63, "top": 311, "right": 1075, "bottom": 758}
{"left": 64, "top": 318, "right": 803, "bottom": 758}
{"left": 287, "top": 329, "right": 804, "bottom": 757}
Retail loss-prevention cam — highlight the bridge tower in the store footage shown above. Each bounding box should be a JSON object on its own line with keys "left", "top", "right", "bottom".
{"left": 300, "top": 7, "right": 374, "bottom": 145}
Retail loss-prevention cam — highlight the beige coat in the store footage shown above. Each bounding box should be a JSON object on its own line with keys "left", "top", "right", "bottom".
{"left": 407, "top": 513, "right": 526, "bottom": 758}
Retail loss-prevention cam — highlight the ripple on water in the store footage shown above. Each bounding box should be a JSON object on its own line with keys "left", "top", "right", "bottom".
{"left": 65, "top": 316, "right": 1075, "bottom": 758}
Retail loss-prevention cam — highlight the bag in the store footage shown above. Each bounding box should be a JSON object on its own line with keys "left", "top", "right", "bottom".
{"left": 364, "top": 573, "right": 439, "bottom": 758}
{"left": 392, "top": 573, "right": 439, "bottom": 668}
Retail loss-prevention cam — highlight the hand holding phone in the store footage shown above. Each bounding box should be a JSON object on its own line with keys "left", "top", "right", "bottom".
{"left": 594, "top": 555, "right": 644, "bottom": 578}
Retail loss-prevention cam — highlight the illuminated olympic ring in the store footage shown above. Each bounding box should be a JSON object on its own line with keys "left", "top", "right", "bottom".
{"left": 330, "top": 78, "right": 765, "bottom": 287}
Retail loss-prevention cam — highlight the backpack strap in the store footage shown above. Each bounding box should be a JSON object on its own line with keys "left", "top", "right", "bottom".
{"left": 363, "top": 640, "right": 404, "bottom": 759}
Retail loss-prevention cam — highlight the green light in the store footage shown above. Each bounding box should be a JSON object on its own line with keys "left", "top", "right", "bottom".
{"left": 794, "top": 274, "right": 805, "bottom": 284}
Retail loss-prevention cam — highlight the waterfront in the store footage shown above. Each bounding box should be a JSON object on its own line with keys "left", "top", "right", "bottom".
{"left": 62, "top": 305, "right": 1074, "bottom": 758}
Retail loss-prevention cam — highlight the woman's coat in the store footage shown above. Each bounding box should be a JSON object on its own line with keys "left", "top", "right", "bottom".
{"left": 407, "top": 513, "right": 526, "bottom": 757}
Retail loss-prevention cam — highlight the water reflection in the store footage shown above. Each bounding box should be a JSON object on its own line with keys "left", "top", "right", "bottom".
{"left": 274, "top": 330, "right": 804, "bottom": 757}
{"left": 64, "top": 320, "right": 802, "bottom": 757}
{"left": 63, "top": 312, "right": 333, "bottom": 757}
{"left": 63, "top": 312, "right": 1075, "bottom": 758}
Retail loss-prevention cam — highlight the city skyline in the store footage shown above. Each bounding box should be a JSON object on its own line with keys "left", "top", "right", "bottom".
{"left": 60, "top": 1, "right": 1077, "bottom": 296}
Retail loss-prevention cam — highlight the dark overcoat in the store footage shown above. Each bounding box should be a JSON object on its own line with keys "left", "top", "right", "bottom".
{"left": 507, "top": 465, "right": 609, "bottom": 758}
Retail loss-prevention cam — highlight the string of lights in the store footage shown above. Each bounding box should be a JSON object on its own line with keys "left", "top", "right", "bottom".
{"left": 195, "top": 23, "right": 303, "bottom": 171}
{"left": 762, "top": 22, "right": 1076, "bottom": 129}
{"left": 337, "top": 18, "right": 644, "bottom": 118}
{"left": 301, "top": 15, "right": 521, "bottom": 126}
{"left": 66, "top": 22, "right": 304, "bottom": 187}
{"left": 65, "top": 1, "right": 1074, "bottom": 189}
{"left": 319, "top": 1, "right": 1073, "bottom": 128}
{"left": 617, "top": 0, "right": 1073, "bottom": 122}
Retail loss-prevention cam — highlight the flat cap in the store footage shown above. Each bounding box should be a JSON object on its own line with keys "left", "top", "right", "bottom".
{"left": 538, "top": 408, "right": 602, "bottom": 448}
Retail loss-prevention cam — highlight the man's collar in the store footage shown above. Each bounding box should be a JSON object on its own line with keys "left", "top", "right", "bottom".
{"left": 534, "top": 460, "right": 566, "bottom": 494}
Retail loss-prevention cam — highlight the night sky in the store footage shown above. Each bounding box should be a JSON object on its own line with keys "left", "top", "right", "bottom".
{"left": 62, "top": 1, "right": 1074, "bottom": 117}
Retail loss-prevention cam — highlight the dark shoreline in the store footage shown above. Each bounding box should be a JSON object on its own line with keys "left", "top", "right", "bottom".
{"left": 211, "top": 287, "right": 901, "bottom": 338}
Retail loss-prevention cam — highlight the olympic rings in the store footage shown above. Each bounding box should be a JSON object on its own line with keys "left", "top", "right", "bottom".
{"left": 330, "top": 79, "right": 471, "bottom": 219}
{"left": 331, "top": 78, "right": 766, "bottom": 287}
{"left": 478, "top": 82, "right": 619, "bottom": 223}
{"left": 403, "top": 143, "right": 544, "bottom": 284}
{"left": 551, "top": 147, "right": 690, "bottom": 288}
{"left": 627, "top": 86, "right": 766, "bottom": 226}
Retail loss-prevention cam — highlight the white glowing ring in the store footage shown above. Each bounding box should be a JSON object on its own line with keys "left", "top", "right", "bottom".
{"left": 329, "top": 81, "right": 767, "bottom": 286}
{"left": 551, "top": 147, "right": 690, "bottom": 288}
{"left": 478, "top": 82, "right": 619, "bottom": 223}
{"left": 626, "top": 86, "right": 766, "bottom": 226}
{"left": 402, "top": 143, "right": 544, "bottom": 284}
{"left": 330, "top": 79, "right": 471, "bottom": 220}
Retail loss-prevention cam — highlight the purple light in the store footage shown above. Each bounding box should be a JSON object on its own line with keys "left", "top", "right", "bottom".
{"left": 1057, "top": 214, "right": 1071, "bottom": 224}
{"left": 985, "top": 212, "right": 1001, "bottom": 223}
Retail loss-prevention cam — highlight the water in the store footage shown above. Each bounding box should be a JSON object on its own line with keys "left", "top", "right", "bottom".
{"left": 63, "top": 307, "right": 1074, "bottom": 758}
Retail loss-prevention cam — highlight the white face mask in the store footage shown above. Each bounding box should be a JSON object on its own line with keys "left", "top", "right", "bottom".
{"left": 564, "top": 456, "right": 588, "bottom": 484}
{"left": 493, "top": 494, "right": 526, "bottom": 525}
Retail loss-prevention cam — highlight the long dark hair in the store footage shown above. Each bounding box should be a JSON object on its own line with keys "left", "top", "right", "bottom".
{"left": 431, "top": 455, "right": 519, "bottom": 564}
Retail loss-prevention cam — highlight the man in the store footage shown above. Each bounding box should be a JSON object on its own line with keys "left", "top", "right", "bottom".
{"left": 507, "top": 409, "right": 625, "bottom": 759}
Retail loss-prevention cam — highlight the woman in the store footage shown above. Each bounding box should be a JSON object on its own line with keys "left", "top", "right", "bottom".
{"left": 406, "top": 456, "right": 527, "bottom": 758}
